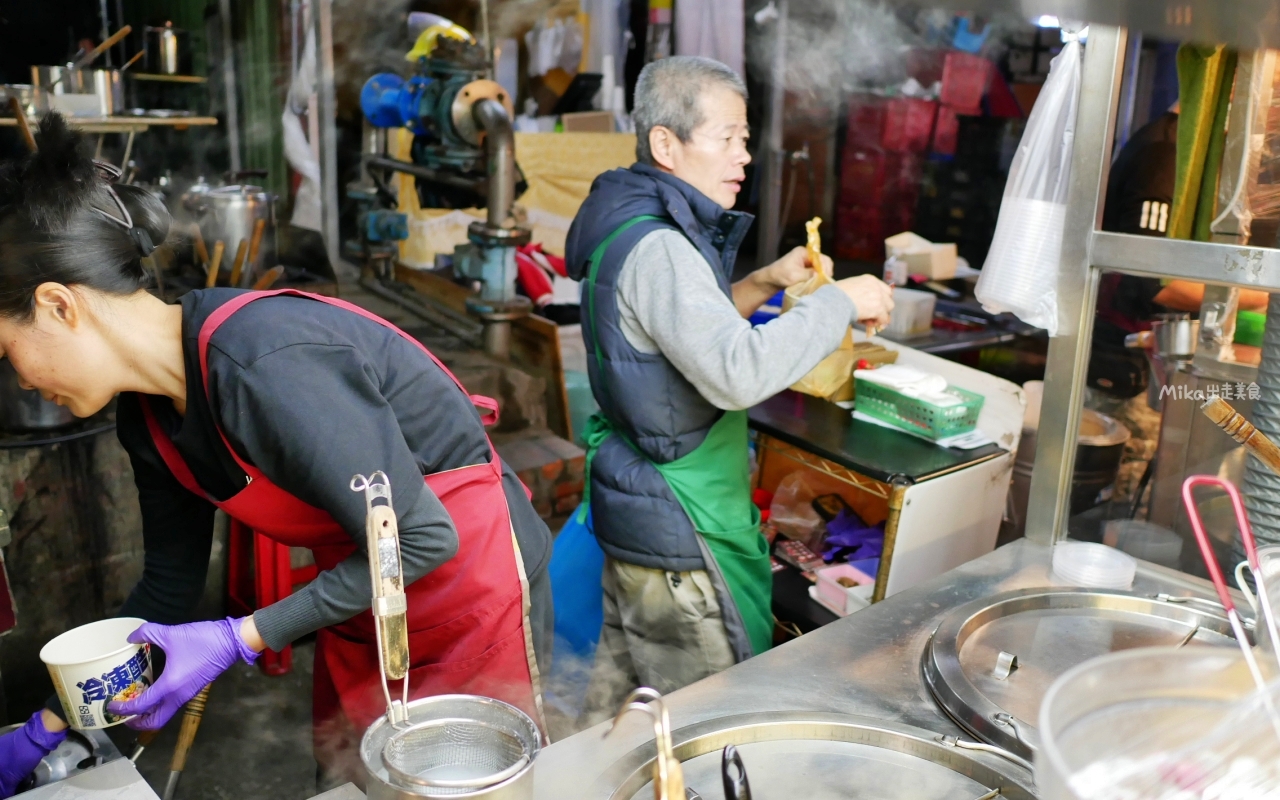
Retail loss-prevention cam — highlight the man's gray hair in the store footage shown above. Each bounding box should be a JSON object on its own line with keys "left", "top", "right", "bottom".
{"left": 633, "top": 56, "right": 748, "bottom": 165}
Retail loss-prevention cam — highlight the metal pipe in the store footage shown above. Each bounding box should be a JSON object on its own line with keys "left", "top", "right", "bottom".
{"left": 317, "top": 0, "right": 340, "bottom": 268}
{"left": 482, "top": 319, "right": 512, "bottom": 360}
{"left": 472, "top": 98, "right": 515, "bottom": 228}
{"left": 756, "top": 0, "right": 787, "bottom": 268}
{"left": 219, "top": 0, "right": 241, "bottom": 173}
{"left": 366, "top": 155, "right": 486, "bottom": 194}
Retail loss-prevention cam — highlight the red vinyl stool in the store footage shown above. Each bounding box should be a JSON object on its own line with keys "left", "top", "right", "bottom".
{"left": 226, "top": 519, "right": 318, "bottom": 676}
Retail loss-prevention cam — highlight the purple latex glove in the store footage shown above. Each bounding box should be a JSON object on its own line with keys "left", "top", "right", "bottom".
{"left": 0, "top": 711, "right": 66, "bottom": 798}
{"left": 107, "top": 617, "right": 259, "bottom": 731}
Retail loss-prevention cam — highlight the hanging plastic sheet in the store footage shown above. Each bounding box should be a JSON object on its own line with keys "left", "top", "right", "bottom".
{"left": 975, "top": 28, "right": 1084, "bottom": 336}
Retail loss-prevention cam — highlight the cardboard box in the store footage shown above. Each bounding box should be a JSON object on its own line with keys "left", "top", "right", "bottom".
{"left": 884, "top": 231, "right": 958, "bottom": 280}
{"left": 560, "top": 111, "right": 615, "bottom": 132}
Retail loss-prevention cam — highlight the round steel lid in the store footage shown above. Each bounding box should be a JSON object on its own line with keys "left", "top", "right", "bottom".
{"left": 922, "top": 587, "right": 1239, "bottom": 760}
{"left": 592, "top": 711, "right": 1036, "bottom": 800}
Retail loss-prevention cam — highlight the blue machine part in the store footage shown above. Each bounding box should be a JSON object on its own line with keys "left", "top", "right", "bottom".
{"left": 364, "top": 209, "right": 409, "bottom": 243}
{"left": 360, "top": 73, "right": 433, "bottom": 135}
{"left": 455, "top": 240, "right": 520, "bottom": 306}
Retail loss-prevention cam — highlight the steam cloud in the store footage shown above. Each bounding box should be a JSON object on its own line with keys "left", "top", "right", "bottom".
{"left": 749, "top": 0, "right": 920, "bottom": 107}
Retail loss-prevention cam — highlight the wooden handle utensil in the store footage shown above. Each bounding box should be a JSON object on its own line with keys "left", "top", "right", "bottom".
{"left": 228, "top": 239, "right": 249, "bottom": 288}
{"left": 252, "top": 265, "right": 285, "bottom": 291}
{"left": 120, "top": 50, "right": 145, "bottom": 72}
{"left": 8, "top": 97, "right": 36, "bottom": 153}
{"left": 205, "top": 241, "right": 225, "bottom": 288}
{"left": 244, "top": 219, "right": 267, "bottom": 287}
{"left": 190, "top": 225, "right": 209, "bottom": 270}
{"left": 1202, "top": 396, "right": 1280, "bottom": 477}
{"left": 74, "top": 25, "right": 133, "bottom": 69}
{"left": 162, "top": 683, "right": 211, "bottom": 800}
{"left": 368, "top": 502, "right": 410, "bottom": 679}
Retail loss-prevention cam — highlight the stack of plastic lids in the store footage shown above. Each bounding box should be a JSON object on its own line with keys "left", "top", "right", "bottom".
{"left": 1052, "top": 540, "right": 1137, "bottom": 590}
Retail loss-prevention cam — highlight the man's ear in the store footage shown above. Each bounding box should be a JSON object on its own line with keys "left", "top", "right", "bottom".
{"left": 649, "top": 126, "right": 678, "bottom": 171}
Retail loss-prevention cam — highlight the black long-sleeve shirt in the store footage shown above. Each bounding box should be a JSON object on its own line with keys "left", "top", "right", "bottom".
{"left": 115, "top": 289, "right": 551, "bottom": 651}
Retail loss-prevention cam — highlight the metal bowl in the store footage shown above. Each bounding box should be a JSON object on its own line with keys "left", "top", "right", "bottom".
{"left": 1037, "top": 647, "right": 1254, "bottom": 800}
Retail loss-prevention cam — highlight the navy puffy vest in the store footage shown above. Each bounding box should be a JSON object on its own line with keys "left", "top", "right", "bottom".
{"left": 565, "top": 164, "right": 753, "bottom": 571}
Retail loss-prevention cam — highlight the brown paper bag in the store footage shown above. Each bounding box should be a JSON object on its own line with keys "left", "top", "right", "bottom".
{"left": 780, "top": 218, "right": 855, "bottom": 400}
{"left": 782, "top": 269, "right": 855, "bottom": 399}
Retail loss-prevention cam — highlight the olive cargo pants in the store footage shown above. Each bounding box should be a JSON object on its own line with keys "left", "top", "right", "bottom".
{"left": 580, "top": 557, "right": 736, "bottom": 726}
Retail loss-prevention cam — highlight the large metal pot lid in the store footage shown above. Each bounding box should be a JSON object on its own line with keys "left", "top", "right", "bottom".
{"left": 922, "top": 587, "right": 1239, "bottom": 760}
{"left": 591, "top": 711, "right": 1035, "bottom": 800}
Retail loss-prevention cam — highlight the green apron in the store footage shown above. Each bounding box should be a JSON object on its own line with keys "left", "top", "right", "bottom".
{"left": 578, "top": 216, "right": 774, "bottom": 657}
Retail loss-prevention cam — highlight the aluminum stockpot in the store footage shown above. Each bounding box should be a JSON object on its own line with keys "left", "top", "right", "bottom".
{"left": 144, "top": 23, "right": 192, "bottom": 75}
{"left": 0, "top": 84, "right": 48, "bottom": 119}
{"left": 188, "top": 185, "right": 276, "bottom": 281}
{"left": 1036, "top": 646, "right": 1254, "bottom": 799}
{"left": 361, "top": 695, "right": 540, "bottom": 800}
{"left": 0, "top": 360, "right": 75, "bottom": 432}
{"left": 31, "top": 66, "right": 123, "bottom": 117}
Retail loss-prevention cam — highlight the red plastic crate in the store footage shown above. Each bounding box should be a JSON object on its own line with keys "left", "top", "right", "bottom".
{"left": 840, "top": 147, "right": 887, "bottom": 205}
{"left": 834, "top": 206, "right": 885, "bottom": 261}
{"left": 933, "top": 106, "right": 961, "bottom": 155}
{"left": 882, "top": 98, "right": 938, "bottom": 152}
{"left": 884, "top": 152, "right": 924, "bottom": 207}
{"left": 940, "top": 52, "right": 992, "bottom": 111}
{"left": 845, "top": 95, "right": 887, "bottom": 148}
{"left": 840, "top": 147, "right": 923, "bottom": 208}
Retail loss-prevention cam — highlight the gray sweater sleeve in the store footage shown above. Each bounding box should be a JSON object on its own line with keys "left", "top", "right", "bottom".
{"left": 615, "top": 229, "right": 858, "bottom": 410}
{"left": 213, "top": 343, "right": 459, "bottom": 651}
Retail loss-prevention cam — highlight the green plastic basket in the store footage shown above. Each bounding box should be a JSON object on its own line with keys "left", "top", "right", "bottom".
{"left": 853, "top": 377, "right": 985, "bottom": 440}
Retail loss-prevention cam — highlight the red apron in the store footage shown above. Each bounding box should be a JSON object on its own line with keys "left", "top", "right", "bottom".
{"left": 139, "top": 290, "right": 543, "bottom": 773}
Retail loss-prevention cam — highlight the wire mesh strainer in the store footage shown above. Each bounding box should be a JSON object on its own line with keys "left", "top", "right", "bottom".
{"left": 380, "top": 717, "right": 532, "bottom": 794}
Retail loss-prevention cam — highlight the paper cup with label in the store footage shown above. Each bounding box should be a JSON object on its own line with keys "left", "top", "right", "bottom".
{"left": 40, "top": 617, "right": 152, "bottom": 730}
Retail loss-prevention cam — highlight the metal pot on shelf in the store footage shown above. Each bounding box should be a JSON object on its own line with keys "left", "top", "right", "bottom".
{"left": 31, "top": 66, "right": 124, "bottom": 117}
{"left": 1126, "top": 312, "right": 1200, "bottom": 410}
{"left": 0, "top": 360, "right": 75, "bottom": 432}
{"left": 144, "top": 23, "right": 192, "bottom": 76}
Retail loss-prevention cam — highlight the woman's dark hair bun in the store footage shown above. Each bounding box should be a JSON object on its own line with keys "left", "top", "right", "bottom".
{"left": 0, "top": 114, "right": 98, "bottom": 229}
{"left": 0, "top": 113, "right": 173, "bottom": 319}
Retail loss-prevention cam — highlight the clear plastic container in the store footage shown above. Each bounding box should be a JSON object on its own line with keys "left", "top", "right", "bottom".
{"left": 1102, "top": 520, "right": 1183, "bottom": 569}
{"left": 1052, "top": 541, "right": 1137, "bottom": 590}
{"left": 882, "top": 287, "right": 937, "bottom": 337}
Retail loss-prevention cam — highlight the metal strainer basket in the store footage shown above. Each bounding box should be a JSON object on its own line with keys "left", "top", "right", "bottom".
{"left": 381, "top": 718, "right": 531, "bottom": 794}
{"left": 362, "top": 695, "right": 542, "bottom": 800}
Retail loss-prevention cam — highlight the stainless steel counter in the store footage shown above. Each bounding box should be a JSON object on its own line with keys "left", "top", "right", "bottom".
{"left": 532, "top": 539, "right": 1226, "bottom": 798}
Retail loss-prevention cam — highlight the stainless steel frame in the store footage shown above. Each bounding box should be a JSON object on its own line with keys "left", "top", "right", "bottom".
{"left": 1026, "top": 25, "right": 1280, "bottom": 545}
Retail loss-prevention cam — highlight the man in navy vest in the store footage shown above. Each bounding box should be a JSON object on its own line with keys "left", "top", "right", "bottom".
{"left": 565, "top": 56, "right": 893, "bottom": 723}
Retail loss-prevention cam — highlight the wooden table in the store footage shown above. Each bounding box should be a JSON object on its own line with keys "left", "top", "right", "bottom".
{"left": 0, "top": 115, "right": 217, "bottom": 134}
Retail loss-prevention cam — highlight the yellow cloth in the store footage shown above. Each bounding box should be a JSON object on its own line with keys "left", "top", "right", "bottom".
{"left": 1170, "top": 44, "right": 1237, "bottom": 241}
{"left": 393, "top": 129, "right": 636, "bottom": 266}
